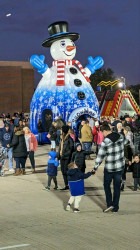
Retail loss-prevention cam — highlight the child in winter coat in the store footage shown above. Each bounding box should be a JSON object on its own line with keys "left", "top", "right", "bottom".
{"left": 45, "top": 151, "right": 59, "bottom": 191}
{"left": 71, "top": 143, "right": 94, "bottom": 173}
{"left": 129, "top": 154, "right": 140, "bottom": 191}
{"left": 66, "top": 162, "right": 95, "bottom": 212}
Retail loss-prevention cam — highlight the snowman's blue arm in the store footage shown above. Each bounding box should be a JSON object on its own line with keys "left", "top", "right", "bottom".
{"left": 30, "top": 54, "right": 48, "bottom": 74}
{"left": 85, "top": 56, "right": 104, "bottom": 74}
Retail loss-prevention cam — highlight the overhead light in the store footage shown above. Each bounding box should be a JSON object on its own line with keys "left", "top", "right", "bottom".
{"left": 6, "top": 13, "right": 11, "bottom": 17}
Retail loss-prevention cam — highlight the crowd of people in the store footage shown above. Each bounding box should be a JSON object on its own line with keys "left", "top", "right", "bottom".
{"left": 0, "top": 111, "right": 140, "bottom": 213}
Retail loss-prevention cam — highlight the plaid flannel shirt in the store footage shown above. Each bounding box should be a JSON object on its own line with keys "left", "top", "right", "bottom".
{"left": 94, "top": 133, "right": 128, "bottom": 172}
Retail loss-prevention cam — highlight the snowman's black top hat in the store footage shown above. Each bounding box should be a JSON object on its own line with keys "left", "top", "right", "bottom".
{"left": 42, "top": 21, "right": 80, "bottom": 47}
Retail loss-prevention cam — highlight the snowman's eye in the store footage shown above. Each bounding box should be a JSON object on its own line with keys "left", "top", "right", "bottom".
{"left": 60, "top": 41, "right": 66, "bottom": 47}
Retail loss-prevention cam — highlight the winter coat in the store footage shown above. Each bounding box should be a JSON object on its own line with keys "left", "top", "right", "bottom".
{"left": 25, "top": 133, "right": 38, "bottom": 152}
{"left": 125, "top": 131, "right": 134, "bottom": 151}
{"left": 0, "top": 127, "right": 13, "bottom": 148}
{"left": 92, "top": 126, "right": 104, "bottom": 144}
{"left": 71, "top": 150, "right": 94, "bottom": 171}
{"left": 67, "top": 168, "right": 92, "bottom": 196}
{"left": 9, "top": 131, "right": 27, "bottom": 158}
{"left": 47, "top": 151, "right": 59, "bottom": 176}
{"left": 130, "top": 162, "right": 140, "bottom": 178}
{"left": 49, "top": 125, "right": 57, "bottom": 141}
{"left": 59, "top": 134, "right": 74, "bottom": 161}
{"left": 124, "top": 142, "right": 133, "bottom": 161}
{"left": 94, "top": 132, "right": 128, "bottom": 172}
{"left": 81, "top": 124, "right": 93, "bottom": 142}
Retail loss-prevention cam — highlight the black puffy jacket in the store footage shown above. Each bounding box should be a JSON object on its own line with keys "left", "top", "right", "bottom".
{"left": 9, "top": 131, "right": 27, "bottom": 158}
{"left": 59, "top": 135, "right": 74, "bottom": 161}
{"left": 71, "top": 150, "right": 94, "bottom": 171}
{"left": 131, "top": 162, "right": 140, "bottom": 178}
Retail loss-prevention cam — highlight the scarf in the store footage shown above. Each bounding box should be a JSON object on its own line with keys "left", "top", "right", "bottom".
{"left": 52, "top": 60, "right": 90, "bottom": 86}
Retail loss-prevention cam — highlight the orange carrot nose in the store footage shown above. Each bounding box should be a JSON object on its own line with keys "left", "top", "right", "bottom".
{"left": 66, "top": 45, "right": 76, "bottom": 52}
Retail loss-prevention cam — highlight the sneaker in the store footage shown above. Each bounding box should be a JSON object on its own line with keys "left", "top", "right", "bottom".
{"left": 103, "top": 206, "right": 114, "bottom": 213}
{"left": 73, "top": 208, "right": 80, "bottom": 213}
{"left": 9, "top": 168, "right": 15, "bottom": 172}
{"left": 44, "top": 187, "right": 50, "bottom": 191}
{"left": 54, "top": 187, "right": 58, "bottom": 190}
{"left": 60, "top": 186, "right": 69, "bottom": 191}
{"left": 66, "top": 204, "right": 71, "bottom": 211}
{"left": 111, "top": 209, "right": 118, "bottom": 213}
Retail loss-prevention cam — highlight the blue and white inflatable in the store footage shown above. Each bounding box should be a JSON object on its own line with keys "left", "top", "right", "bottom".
{"left": 30, "top": 21, "right": 104, "bottom": 135}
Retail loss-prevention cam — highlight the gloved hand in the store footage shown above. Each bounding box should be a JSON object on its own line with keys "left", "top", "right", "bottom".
{"left": 30, "top": 54, "right": 48, "bottom": 74}
{"left": 86, "top": 56, "right": 104, "bottom": 74}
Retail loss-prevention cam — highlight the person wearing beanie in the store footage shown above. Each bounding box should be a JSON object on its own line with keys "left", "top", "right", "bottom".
{"left": 58, "top": 125, "right": 74, "bottom": 190}
{"left": 71, "top": 143, "right": 94, "bottom": 173}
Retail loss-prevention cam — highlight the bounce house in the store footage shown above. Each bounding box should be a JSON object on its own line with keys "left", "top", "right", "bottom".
{"left": 29, "top": 21, "right": 104, "bottom": 139}
{"left": 96, "top": 89, "right": 140, "bottom": 117}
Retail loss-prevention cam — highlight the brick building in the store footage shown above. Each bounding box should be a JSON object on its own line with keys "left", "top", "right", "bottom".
{"left": 0, "top": 61, "right": 34, "bottom": 115}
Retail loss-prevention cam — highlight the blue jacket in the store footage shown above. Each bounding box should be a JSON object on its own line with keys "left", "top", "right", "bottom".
{"left": 47, "top": 151, "right": 59, "bottom": 176}
{"left": 67, "top": 168, "right": 92, "bottom": 196}
{"left": 67, "top": 168, "right": 92, "bottom": 181}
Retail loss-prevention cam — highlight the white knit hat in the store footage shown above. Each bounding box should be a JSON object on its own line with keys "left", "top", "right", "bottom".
{"left": 95, "top": 121, "right": 99, "bottom": 126}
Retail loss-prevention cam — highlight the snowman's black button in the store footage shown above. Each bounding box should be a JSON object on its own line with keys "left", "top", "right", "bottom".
{"left": 77, "top": 92, "right": 86, "bottom": 100}
{"left": 70, "top": 67, "right": 78, "bottom": 74}
{"left": 74, "top": 79, "right": 82, "bottom": 87}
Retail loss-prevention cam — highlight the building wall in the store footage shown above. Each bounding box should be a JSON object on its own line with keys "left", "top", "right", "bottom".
{"left": 0, "top": 61, "right": 34, "bottom": 115}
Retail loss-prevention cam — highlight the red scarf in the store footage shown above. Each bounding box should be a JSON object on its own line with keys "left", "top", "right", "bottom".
{"left": 52, "top": 60, "right": 90, "bottom": 86}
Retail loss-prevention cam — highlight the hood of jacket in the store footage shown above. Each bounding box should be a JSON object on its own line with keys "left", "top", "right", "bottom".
{"left": 105, "top": 132, "right": 121, "bottom": 143}
{"left": 48, "top": 151, "right": 57, "bottom": 160}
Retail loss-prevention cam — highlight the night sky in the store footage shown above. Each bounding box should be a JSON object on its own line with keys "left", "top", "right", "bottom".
{"left": 0, "top": 0, "right": 140, "bottom": 86}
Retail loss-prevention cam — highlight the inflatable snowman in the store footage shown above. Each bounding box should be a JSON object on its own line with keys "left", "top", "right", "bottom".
{"left": 30, "top": 21, "right": 104, "bottom": 135}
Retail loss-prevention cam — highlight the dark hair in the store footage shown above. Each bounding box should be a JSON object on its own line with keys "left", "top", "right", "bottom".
{"left": 133, "top": 154, "right": 140, "bottom": 158}
{"left": 100, "top": 124, "right": 111, "bottom": 132}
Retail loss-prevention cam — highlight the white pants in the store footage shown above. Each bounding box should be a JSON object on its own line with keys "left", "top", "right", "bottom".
{"left": 51, "top": 140, "right": 56, "bottom": 149}
{"left": 68, "top": 195, "right": 82, "bottom": 209}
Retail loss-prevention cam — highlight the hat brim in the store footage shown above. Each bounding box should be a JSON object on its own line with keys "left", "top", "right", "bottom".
{"left": 42, "top": 32, "right": 80, "bottom": 47}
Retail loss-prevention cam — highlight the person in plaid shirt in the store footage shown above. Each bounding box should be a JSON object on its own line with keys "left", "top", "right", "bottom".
{"left": 94, "top": 123, "right": 128, "bottom": 213}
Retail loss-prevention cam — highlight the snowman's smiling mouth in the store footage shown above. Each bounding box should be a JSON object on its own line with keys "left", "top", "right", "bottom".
{"left": 64, "top": 52, "right": 74, "bottom": 56}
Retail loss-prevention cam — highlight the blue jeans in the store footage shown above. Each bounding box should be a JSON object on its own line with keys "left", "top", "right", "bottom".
{"left": 82, "top": 142, "right": 92, "bottom": 152}
{"left": 104, "top": 169, "right": 122, "bottom": 211}
{"left": 14, "top": 157, "right": 27, "bottom": 170}
{"left": 7, "top": 147, "right": 13, "bottom": 169}
{"left": 2, "top": 147, "right": 13, "bottom": 169}
{"left": 38, "top": 133, "right": 42, "bottom": 144}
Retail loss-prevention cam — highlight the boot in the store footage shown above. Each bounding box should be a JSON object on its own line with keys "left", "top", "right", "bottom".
{"left": 32, "top": 168, "right": 36, "bottom": 173}
{"left": 14, "top": 169, "right": 21, "bottom": 176}
{"left": 21, "top": 169, "right": 26, "bottom": 175}
{"left": 120, "top": 183, "right": 124, "bottom": 191}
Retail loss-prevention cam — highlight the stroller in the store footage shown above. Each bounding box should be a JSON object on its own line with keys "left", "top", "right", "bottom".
{"left": 0, "top": 144, "right": 7, "bottom": 177}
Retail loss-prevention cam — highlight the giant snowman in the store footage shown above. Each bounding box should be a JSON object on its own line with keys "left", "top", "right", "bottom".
{"left": 30, "top": 21, "right": 104, "bottom": 134}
